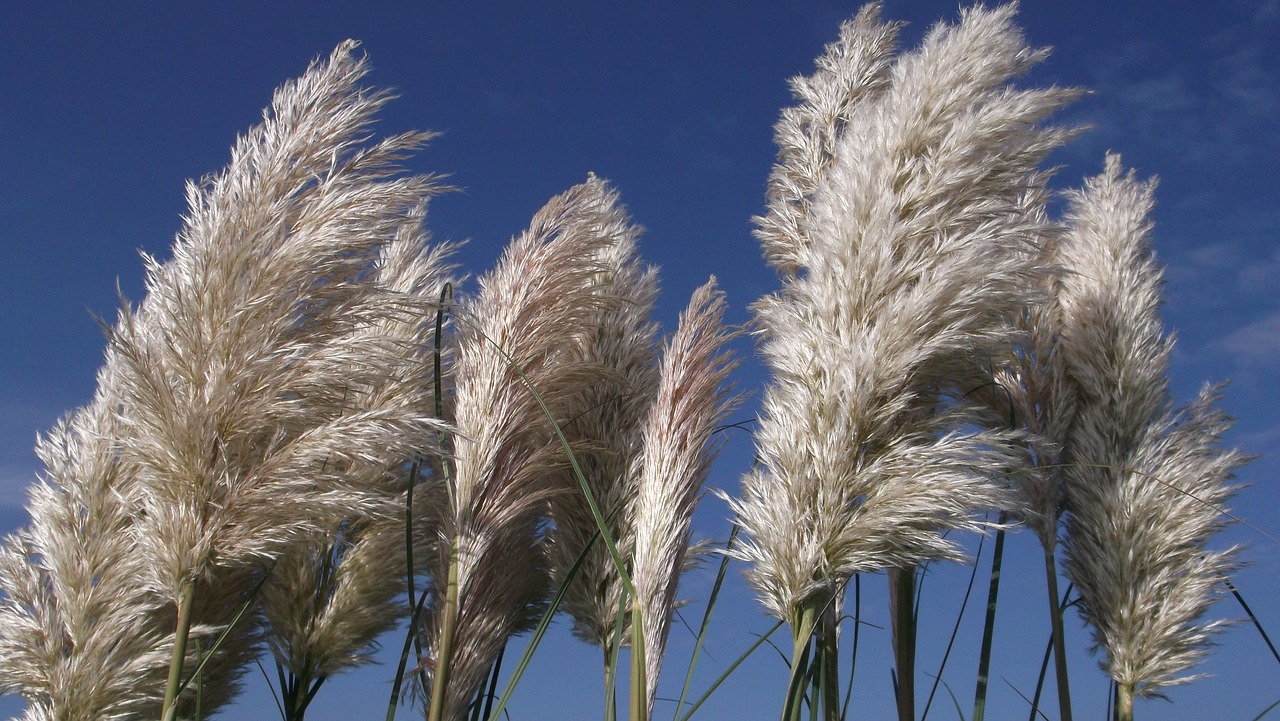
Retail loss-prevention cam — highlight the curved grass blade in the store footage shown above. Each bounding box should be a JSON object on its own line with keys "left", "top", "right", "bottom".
{"left": 676, "top": 619, "right": 786, "bottom": 721}
{"left": 673, "top": 525, "right": 740, "bottom": 720}
{"left": 1226, "top": 578, "right": 1280, "bottom": 667}
{"left": 922, "top": 529, "right": 985, "bottom": 720}
{"left": 484, "top": 527, "right": 604, "bottom": 721}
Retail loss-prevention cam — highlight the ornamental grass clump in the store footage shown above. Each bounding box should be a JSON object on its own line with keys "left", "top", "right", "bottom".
{"left": 728, "top": 4, "right": 1080, "bottom": 718}
{"left": 1057, "top": 154, "right": 1247, "bottom": 720}
{"left": 0, "top": 9, "right": 1265, "bottom": 721}
{"left": 0, "top": 40, "right": 452, "bottom": 721}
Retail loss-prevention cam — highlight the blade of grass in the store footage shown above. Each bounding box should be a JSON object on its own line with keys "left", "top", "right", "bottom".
{"left": 177, "top": 563, "right": 275, "bottom": 699}
{"left": 676, "top": 619, "right": 786, "bottom": 721}
{"left": 973, "top": 520, "right": 1007, "bottom": 721}
{"left": 923, "top": 529, "right": 986, "bottom": 720}
{"left": 1226, "top": 578, "right": 1280, "bottom": 667}
{"left": 673, "top": 525, "right": 740, "bottom": 720}
{"left": 484, "top": 527, "right": 604, "bottom": 721}
{"left": 1251, "top": 698, "right": 1280, "bottom": 721}
{"left": 839, "top": 574, "right": 861, "bottom": 721}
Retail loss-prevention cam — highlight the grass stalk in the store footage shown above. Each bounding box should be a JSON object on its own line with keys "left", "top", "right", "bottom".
{"left": 161, "top": 577, "right": 197, "bottom": 721}
{"left": 427, "top": 539, "right": 461, "bottom": 721}
{"left": 783, "top": 603, "right": 819, "bottom": 721}
{"left": 1043, "top": 546, "right": 1072, "bottom": 721}
{"left": 631, "top": 597, "right": 648, "bottom": 721}
{"left": 1116, "top": 683, "right": 1135, "bottom": 721}
{"left": 818, "top": 603, "right": 840, "bottom": 721}
{"left": 973, "top": 524, "right": 1007, "bottom": 721}
{"left": 889, "top": 567, "right": 917, "bottom": 721}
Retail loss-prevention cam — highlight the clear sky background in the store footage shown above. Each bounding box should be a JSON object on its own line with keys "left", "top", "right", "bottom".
{"left": 1, "top": 2, "right": 1278, "bottom": 719}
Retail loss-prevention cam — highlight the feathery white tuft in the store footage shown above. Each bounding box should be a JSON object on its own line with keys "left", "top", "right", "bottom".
{"left": 731, "top": 3, "right": 1080, "bottom": 620}
{"left": 1058, "top": 154, "right": 1246, "bottom": 697}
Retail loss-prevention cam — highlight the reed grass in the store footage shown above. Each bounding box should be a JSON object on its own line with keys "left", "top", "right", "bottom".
{"left": 0, "top": 5, "right": 1269, "bottom": 721}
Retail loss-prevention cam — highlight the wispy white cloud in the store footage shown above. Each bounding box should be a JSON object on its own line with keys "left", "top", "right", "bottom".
{"left": 0, "top": 461, "right": 35, "bottom": 514}
{"left": 1214, "top": 311, "right": 1280, "bottom": 370}
{"left": 1078, "top": 4, "right": 1278, "bottom": 168}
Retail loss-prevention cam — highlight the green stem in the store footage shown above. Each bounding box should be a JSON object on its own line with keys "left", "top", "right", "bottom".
{"left": 162, "top": 578, "right": 197, "bottom": 721}
{"left": 631, "top": 598, "right": 648, "bottom": 721}
{"left": 818, "top": 602, "right": 840, "bottom": 721}
{"left": 1116, "top": 683, "right": 1135, "bottom": 721}
{"left": 427, "top": 539, "right": 461, "bottom": 721}
{"left": 1043, "top": 545, "right": 1072, "bottom": 721}
{"left": 973, "top": 525, "right": 1006, "bottom": 721}
{"left": 889, "top": 567, "right": 917, "bottom": 721}
{"left": 783, "top": 603, "right": 819, "bottom": 721}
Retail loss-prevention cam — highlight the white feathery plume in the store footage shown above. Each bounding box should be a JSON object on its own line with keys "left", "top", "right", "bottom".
{"left": 110, "top": 41, "right": 449, "bottom": 610}
{"left": 420, "top": 177, "right": 618, "bottom": 720}
{"left": 258, "top": 207, "right": 458, "bottom": 706}
{"left": 541, "top": 176, "right": 662, "bottom": 651}
{"left": 1057, "top": 154, "right": 1246, "bottom": 704}
{"left": 976, "top": 223, "right": 1076, "bottom": 550}
{"left": 730, "top": 2, "right": 1080, "bottom": 621}
{"left": 755, "top": 2, "right": 903, "bottom": 277}
{"left": 630, "top": 278, "right": 741, "bottom": 713}
{"left": 0, "top": 365, "right": 172, "bottom": 721}
{"left": 0, "top": 39, "right": 450, "bottom": 719}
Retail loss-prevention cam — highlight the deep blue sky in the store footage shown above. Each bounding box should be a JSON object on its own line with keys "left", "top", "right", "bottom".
{"left": 2, "top": 2, "right": 1278, "bottom": 719}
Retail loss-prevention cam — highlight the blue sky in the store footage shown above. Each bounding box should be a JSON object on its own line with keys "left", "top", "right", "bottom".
{"left": 1, "top": 2, "right": 1278, "bottom": 719}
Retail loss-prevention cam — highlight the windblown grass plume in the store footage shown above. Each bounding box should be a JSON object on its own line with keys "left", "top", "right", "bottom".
{"left": 2, "top": 39, "right": 451, "bottom": 720}
{"left": 630, "top": 278, "right": 741, "bottom": 714}
{"left": 420, "top": 177, "right": 621, "bottom": 721}
{"left": 0, "top": 367, "right": 181, "bottom": 721}
{"left": 542, "top": 177, "right": 660, "bottom": 656}
{"left": 258, "top": 210, "right": 458, "bottom": 720}
{"left": 1057, "top": 154, "right": 1247, "bottom": 717}
{"left": 731, "top": 1, "right": 1077, "bottom": 621}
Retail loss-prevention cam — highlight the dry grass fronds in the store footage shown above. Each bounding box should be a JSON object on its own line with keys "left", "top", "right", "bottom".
{"left": 541, "top": 175, "right": 662, "bottom": 651}
{"left": 732, "top": 2, "right": 1079, "bottom": 620}
{"left": 1058, "top": 155, "right": 1246, "bottom": 701}
{"left": 975, "top": 221, "right": 1077, "bottom": 549}
{"left": 259, "top": 212, "right": 458, "bottom": 698}
{"left": 0, "top": 371, "right": 171, "bottom": 721}
{"left": 755, "top": 3, "right": 903, "bottom": 276}
{"left": 631, "top": 278, "right": 741, "bottom": 712}
{"left": 420, "top": 176, "right": 622, "bottom": 719}
{"left": 109, "top": 39, "right": 449, "bottom": 606}
{"left": 1, "top": 39, "right": 450, "bottom": 719}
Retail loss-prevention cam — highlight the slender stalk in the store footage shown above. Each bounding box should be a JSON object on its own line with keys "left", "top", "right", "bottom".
{"left": 427, "top": 540, "right": 461, "bottom": 721}
{"left": 1043, "top": 546, "right": 1073, "bottom": 721}
{"left": 974, "top": 524, "right": 1007, "bottom": 721}
{"left": 630, "top": 598, "right": 648, "bottom": 721}
{"left": 889, "top": 568, "right": 917, "bottom": 721}
{"left": 783, "top": 603, "right": 819, "bottom": 721}
{"left": 162, "top": 578, "right": 197, "bottom": 721}
{"left": 818, "top": 603, "right": 840, "bottom": 721}
{"left": 1116, "top": 683, "right": 1135, "bottom": 721}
